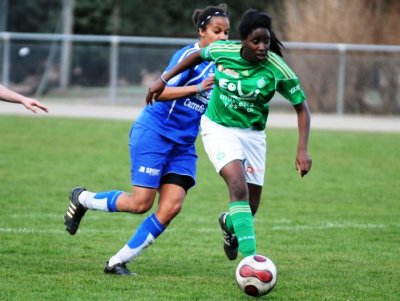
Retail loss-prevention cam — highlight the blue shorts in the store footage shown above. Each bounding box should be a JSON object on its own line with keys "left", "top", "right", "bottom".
{"left": 129, "top": 123, "right": 197, "bottom": 189}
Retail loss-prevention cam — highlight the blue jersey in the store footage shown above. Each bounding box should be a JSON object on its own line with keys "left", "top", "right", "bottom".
{"left": 135, "top": 43, "right": 214, "bottom": 144}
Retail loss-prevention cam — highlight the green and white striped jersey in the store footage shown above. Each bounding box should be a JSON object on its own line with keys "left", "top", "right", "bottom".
{"left": 201, "top": 40, "right": 306, "bottom": 130}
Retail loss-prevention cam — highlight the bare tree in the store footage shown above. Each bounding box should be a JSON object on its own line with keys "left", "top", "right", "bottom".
{"left": 283, "top": 0, "right": 400, "bottom": 44}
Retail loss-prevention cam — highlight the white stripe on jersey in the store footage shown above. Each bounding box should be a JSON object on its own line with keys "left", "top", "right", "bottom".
{"left": 168, "top": 43, "right": 202, "bottom": 85}
{"left": 186, "top": 62, "right": 214, "bottom": 86}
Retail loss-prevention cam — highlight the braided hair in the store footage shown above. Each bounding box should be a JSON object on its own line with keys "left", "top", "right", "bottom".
{"left": 238, "top": 9, "right": 284, "bottom": 57}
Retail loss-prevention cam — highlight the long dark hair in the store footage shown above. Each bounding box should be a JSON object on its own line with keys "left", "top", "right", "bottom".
{"left": 238, "top": 9, "right": 284, "bottom": 57}
{"left": 192, "top": 3, "right": 228, "bottom": 30}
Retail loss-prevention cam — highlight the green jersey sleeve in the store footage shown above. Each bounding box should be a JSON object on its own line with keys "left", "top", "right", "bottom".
{"left": 267, "top": 52, "right": 306, "bottom": 105}
{"left": 278, "top": 79, "right": 306, "bottom": 105}
{"left": 201, "top": 40, "right": 231, "bottom": 62}
{"left": 201, "top": 45, "right": 212, "bottom": 61}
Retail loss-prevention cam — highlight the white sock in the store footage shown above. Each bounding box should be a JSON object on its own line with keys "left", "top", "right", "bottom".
{"left": 108, "top": 245, "right": 130, "bottom": 267}
{"left": 108, "top": 235, "right": 155, "bottom": 267}
{"left": 78, "top": 191, "right": 109, "bottom": 211}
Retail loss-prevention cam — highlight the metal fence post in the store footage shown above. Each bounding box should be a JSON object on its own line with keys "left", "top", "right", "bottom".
{"left": 336, "top": 44, "right": 347, "bottom": 115}
{"left": 60, "top": 0, "right": 74, "bottom": 89}
{"left": 110, "top": 35, "right": 119, "bottom": 104}
{"left": 1, "top": 31, "right": 10, "bottom": 86}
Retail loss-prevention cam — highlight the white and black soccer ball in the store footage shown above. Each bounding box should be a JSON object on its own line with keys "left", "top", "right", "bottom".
{"left": 235, "top": 254, "right": 277, "bottom": 297}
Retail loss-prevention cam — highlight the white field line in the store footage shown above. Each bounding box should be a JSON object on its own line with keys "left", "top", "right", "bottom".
{"left": 0, "top": 227, "right": 119, "bottom": 234}
{"left": 0, "top": 222, "right": 393, "bottom": 235}
{"left": 272, "top": 222, "right": 387, "bottom": 231}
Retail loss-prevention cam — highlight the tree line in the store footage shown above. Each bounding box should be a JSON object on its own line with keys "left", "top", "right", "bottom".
{"left": 7, "top": 0, "right": 281, "bottom": 39}
{"left": 6, "top": 0, "right": 400, "bottom": 44}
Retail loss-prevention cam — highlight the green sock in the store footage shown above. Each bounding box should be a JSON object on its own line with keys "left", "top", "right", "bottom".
{"left": 229, "top": 201, "right": 256, "bottom": 257}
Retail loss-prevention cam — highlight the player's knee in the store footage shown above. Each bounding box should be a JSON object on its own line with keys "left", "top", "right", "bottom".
{"left": 131, "top": 204, "right": 151, "bottom": 214}
{"left": 229, "top": 181, "right": 248, "bottom": 200}
{"left": 222, "top": 171, "right": 248, "bottom": 200}
{"left": 158, "top": 201, "right": 183, "bottom": 222}
{"left": 169, "top": 201, "right": 183, "bottom": 216}
{"left": 126, "top": 195, "right": 154, "bottom": 214}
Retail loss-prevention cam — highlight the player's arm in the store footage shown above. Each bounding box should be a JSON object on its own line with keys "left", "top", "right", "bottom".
{"left": 0, "top": 84, "right": 48, "bottom": 113}
{"left": 294, "top": 100, "right": 312, "bottom": 177}
{"left": 157, "top": 75, "right": 214, "bottom": 101}
{"left": 146, "top": 50, "right": 204, "bottom": 104}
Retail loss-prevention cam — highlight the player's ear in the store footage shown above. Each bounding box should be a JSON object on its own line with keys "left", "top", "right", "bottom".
{"left": 199, "top": 28, "right": 206, "bottom": 39}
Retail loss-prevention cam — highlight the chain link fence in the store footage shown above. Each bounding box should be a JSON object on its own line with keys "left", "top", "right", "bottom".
{"left": 1, "top": 32, "right": 400, "bottom": 115}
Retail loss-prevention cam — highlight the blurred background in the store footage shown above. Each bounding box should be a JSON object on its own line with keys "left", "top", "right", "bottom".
{"left": 1, "top": 0, "right": 400, "bottom": 115}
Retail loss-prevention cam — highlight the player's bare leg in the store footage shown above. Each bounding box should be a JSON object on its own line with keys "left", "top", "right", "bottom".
{"left": 104, "top": 184, "right": 186, "bottom": 275}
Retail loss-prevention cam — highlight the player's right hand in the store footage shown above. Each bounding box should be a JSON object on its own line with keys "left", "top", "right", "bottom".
{"left": 146, "top": 79, "right": 165, "bottom": 105}
{"left": 201, "top": 75, "right": 215, "bottom": 91}
{"left": 295, "top": 150, "right": 312, "bottom": 177}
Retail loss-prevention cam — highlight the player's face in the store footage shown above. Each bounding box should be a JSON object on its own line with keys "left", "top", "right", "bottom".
{"left": 241, "top": 27, "right": 271, "bottom": 63}
{"left": 199, "top": 16, "right": 230, "bottom": 47}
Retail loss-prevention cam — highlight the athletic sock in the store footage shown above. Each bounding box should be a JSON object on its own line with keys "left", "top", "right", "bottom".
{"left": 108, "top": 213, "right": 166, "bottom": 266}
{"left": 229, "top": 201, "right": 256, "bottom": 257}
{"left": 79, "top": 190, "right": 122, "bottom": 212}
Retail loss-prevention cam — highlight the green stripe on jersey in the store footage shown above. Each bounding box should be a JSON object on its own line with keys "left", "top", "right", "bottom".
{"left": 268, "top": 52, "right": 297, "bottom": 79}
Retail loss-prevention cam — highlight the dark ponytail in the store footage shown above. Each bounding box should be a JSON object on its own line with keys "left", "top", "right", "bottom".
{"left": 270, "top": 31, "right": 284, "bottom": 57}
{"left": 238, "top": 9, "right": 284, "bottom": 57}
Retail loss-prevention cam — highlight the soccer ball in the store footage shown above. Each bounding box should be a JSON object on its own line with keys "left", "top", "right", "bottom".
{"left": 235, "top": 254, "right": 277, "bottom": 297}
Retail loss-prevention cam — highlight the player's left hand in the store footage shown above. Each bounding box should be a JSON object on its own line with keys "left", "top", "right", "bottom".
{"left": 146, "top": 79, "right": 166, "bottom": 105}
{"left": 295, "top": 150, "right": 312, "bottom": 177}
{"left": 22, "top": 98, "right": 49, "bottom": 113}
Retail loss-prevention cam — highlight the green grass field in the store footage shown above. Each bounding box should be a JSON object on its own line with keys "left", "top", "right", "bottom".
{"left": 0, "top": 115, "right": 399, "bottom": 301}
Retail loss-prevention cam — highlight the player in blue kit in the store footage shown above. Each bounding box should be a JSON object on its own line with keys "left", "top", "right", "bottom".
{"left": 63, "top": 4, "right": 230, "bottom": 275}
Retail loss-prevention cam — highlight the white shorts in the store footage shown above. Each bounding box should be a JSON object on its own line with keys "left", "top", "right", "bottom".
{"left": 200, "top": 115, "right": 267, "bottom": 186}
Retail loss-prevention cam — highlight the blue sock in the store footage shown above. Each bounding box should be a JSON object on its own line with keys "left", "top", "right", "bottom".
{"left": 109, "top": 213, "right": 167, "bottom": 265}
{"left": 93, "top": 190, "right": 122, "bottom": 212}
{"left": 127, "top": 213, "right": 166, "bottom": 249}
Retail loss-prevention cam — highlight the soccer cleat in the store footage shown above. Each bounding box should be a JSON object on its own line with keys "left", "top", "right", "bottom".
{"left": 104, "top": 261, "right": 137, "bottom": 276}
{"left": 64, "top": 187, "right": 88, "bottom": 235}
{"left": 219, "top": 212, "right": 239, "bottom": 260}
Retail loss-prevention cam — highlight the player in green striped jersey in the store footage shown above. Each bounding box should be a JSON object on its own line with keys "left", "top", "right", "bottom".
{"left": 147, "top": 9, "right": 312, "bottom": 261}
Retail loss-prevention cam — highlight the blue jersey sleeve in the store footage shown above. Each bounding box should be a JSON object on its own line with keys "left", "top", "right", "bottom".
{"left": 163, "top": 44, "right": 199, "bottom": 87}
{"left": 137, "top": 42, "right": 214, "bottom": 145}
